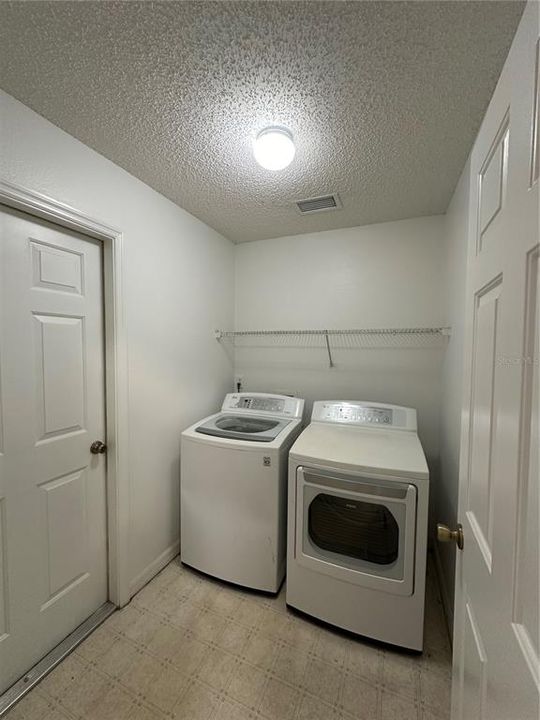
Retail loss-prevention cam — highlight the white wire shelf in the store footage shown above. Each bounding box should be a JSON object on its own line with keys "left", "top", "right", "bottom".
{"left": 215, "top": 327, "right": 451, "bottom": 339}
{"left": 215, "top": 327, "right": 451, "bottom": 368}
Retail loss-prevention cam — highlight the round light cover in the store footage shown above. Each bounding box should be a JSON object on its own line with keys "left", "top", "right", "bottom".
{"left": 253, "top": 127, "right": 295, "bottom": 171}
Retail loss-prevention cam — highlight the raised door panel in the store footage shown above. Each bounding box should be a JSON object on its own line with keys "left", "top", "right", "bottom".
{"left": 0, "top": 498, "right": 8, "bottom": 642}
{"left": 477, "top": 117, "right": 509, "bottom": 253}
{"left": 33, "top": 314, "right": 86, "bottom": 442}
{"left": 0, "top": 360, "right": 6, "bottom": 642}
{"left": 466, "top": 277, "right": 502, "bottom": 570}
{"left": 531, "top": 39, "right": 540, "bottom": 186}
{"left": 31, "top": 241, "right": 83, "bottom": 295}
{"left": 512, "top": 245, "right": 540, "bottom": 686}
{"left": 461, "top": 600, "right": 488, "bottom": 720}
{"left": 40, "top": 470, "right": 89, "bottom": 608}
{"left": 0, "top": 356, "right": 4, "bottom": 457}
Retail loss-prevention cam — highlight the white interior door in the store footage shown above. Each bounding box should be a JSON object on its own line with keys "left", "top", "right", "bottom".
{"left": 0, "top": 207, "right": 108, "bottom": 693}
{"left": 451, "top": 5, "right": 539, "bottom": 720}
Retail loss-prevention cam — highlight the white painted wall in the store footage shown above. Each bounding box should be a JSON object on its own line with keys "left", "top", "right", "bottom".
{"left": 234, "top": 216, "right": 446, "bottom": 467}
{"left": 0, "top": 90, "right": 235, "bottom": 597}
{"left": 435, "top": 160, "right": 470, "bottom": 629}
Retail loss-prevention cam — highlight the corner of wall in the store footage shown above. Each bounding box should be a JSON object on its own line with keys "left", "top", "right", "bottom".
{"left": 435, "top": 157, "right": 472, "bottom": 637}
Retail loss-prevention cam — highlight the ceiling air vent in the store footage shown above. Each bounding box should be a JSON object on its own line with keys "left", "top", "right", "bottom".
{"left": 296, "top": 194, "right": 341, "bottom": 214}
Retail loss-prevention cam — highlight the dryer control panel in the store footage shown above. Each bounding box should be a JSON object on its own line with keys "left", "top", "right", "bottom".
{"left": 312, "top": 401, "right": 417, "bottom": 431}
{"left": 222, "top": 393, "right": 304, "bottom": 419}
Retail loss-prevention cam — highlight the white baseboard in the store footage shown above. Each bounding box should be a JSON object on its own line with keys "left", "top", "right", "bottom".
{"left": 128, "top": 540, "right": 180, "bottom": 599}
{"left": 433, "top": 541, "right": 455, "bottom": 645}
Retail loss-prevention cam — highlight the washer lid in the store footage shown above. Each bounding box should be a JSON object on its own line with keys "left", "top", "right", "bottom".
{"left": 290, "top": 422, "right": 428, "bottom": 479}
{"left": 195, "top": 413, "right": 291, "bottom": 443}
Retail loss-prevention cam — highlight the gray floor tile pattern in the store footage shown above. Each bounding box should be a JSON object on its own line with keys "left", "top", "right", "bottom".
{"left": 6, "top": 556, "right": 452, "bottom": 720}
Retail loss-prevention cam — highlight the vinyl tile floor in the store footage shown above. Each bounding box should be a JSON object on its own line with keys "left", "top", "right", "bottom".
{"left": 7, "top": 556, "right": 452, "bottom": 720}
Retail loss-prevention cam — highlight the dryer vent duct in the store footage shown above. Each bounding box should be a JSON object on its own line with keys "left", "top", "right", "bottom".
{"left": 296, "top": 194, "right": 341, "bottom": 214}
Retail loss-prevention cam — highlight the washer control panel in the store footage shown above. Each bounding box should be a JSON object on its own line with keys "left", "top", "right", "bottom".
{"left": 238, "top": 397, "right": 284, "bottom": 413}
{"left": 222, "top": 393, "right": 304, "bottom": 418}
{"left": 311, "top": 401, "right": 417, "bottom": 431}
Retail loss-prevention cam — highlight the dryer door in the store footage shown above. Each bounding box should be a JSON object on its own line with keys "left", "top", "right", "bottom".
{"left": 295, "top": 466, "right": 417, "bottom": 596}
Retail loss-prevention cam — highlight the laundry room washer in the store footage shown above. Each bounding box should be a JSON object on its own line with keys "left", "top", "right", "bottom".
{"left": 286, "top": 400, "right": 429, "bottom": 650}
{"left": 181, "top": 393, "right": 304, "bottom": 592}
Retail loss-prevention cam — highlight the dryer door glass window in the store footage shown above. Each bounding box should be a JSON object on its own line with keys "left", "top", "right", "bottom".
{"left": 308, "top": 493, "right": 399, "bottom": 565}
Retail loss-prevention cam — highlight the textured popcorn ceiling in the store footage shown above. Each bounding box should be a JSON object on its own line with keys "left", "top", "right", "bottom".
{"left": 0, "top": 1, "right": 524, "bottom": 243}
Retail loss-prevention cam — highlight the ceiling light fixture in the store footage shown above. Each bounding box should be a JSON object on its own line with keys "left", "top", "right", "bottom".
{"left": 253, "top": 127, "right": 295, "bottom": 171}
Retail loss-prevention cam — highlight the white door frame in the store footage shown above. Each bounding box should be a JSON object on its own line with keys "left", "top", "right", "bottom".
{"left": 0, "top": 178, "right": 130, "bottom": 608}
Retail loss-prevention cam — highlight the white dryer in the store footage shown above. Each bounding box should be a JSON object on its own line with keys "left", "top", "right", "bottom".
{"left": 287, "top": 401, "right": 429, "bottom": 650}
{"left": 181, "top": 393, "right": 304, "bottom": 592}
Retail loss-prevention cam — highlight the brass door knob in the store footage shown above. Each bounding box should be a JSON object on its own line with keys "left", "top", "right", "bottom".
{"left": 90, "top": 440, "right": 107, "bottom": 455}
{"left": 437, "top": 522, "right": 464, "bottom": 550}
